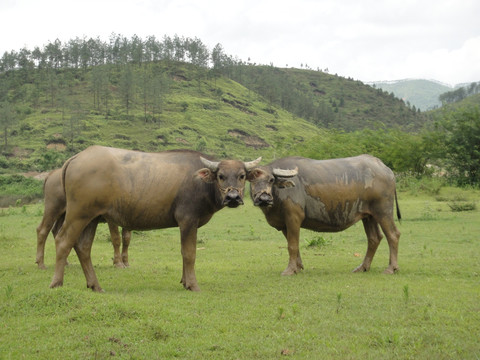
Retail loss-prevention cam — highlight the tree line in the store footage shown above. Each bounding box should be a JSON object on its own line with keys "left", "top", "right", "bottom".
{"left": 0, "top": 34, "right": 213, "bottom": 72}
{"left": 1, "top": 34, "right": 479, "bottom": 186}
{"left": 439, "top": 82, "right": 480, "bottom": 104}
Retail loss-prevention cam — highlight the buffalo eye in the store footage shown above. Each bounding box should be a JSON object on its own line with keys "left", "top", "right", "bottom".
{"left": 239, "top": 174, "right": 246, "bottom": 180}
{"left": 218, "top": 174, "right": 225, "bottom": 181}
{"left": 269, "top": 178, "right": 275, "bottom": 184}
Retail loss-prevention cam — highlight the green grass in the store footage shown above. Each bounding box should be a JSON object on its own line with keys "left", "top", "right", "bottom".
{"left": 1, "top": 188, "right": 479, "bottom": 359}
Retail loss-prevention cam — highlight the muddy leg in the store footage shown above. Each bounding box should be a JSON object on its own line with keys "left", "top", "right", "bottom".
{"left": 353, "top": 217, "right": 383, "bottom": 273}
{"left": 282, "top": 228, "right": 304, "bottom": 275}
{"left": 36, "top": 216, "right": 57, "bottom": 269}
{"left": 49, "top": 218, "right": 86, "bottom": 289}
{"left": 179, "top": 221, "right": 200, "bottom": 291}
{"left": 75, "top": 218, "right": 103, "bottom": 292}
{"left": 108, "top": 222, "right": 124, "bottom": 268}
{"left": 378, "top": 217, "right": 401, "bottom": 274}
{"left": 52, "top": 214, "right": 69, "bottom": 266}
{"left": 281, "top": 200, "right": 305, "bottom": 276}
{"left": 121, "top": 229, "right": 131, "bottom": 267}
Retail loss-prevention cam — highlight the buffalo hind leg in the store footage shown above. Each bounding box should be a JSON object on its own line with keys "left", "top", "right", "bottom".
{"left": 50, "top": 217, "right": 87, "bottom": 289}
{"left": 52, "top": 213, "right": 69, "bottom": 266}
{"left": 35, "top": 215, "right": 58, "bottom": 269}
{"left": 75, "top": 218, "right": 103, "bottom": 292}
{"left": 179, "top": 221, "right": 200, "bottom": 291}
{"left": 378, "top": 216, "right": 401, "bottom": 274}
{"left": 354, "top": 216, "right": 383, "bottom": 273}
{"left": 121, "top": 229, "right": 131, "bottom": 267}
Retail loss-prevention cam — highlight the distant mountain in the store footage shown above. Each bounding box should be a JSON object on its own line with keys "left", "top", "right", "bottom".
{"left": 369, "top": 79, "right": 453, "bottom": 111}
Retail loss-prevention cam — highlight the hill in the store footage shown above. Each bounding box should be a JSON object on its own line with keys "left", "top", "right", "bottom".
{"left": 429, "top": 92, "right": 480, "bottom": 117}
{"left": 0, "top": 34, "right": 430, "bottom": 174}
{"left": 0, "top": 62, "right": 325, "bottom": 173}
{"left": 370, "top": 79, "right": 452, "bottom": 111}
{"left": 224, "top": 66, "right": 426, "bottom": 131}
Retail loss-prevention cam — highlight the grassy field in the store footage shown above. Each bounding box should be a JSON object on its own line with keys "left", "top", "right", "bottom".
{"left": 1, "top": 187, "right": 479, "bottom": 359}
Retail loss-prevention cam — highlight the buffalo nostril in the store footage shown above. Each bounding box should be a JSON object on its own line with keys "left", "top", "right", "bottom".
{"left": 225, "top": 191, "right": 243, "bottom": 204}
{"left": 259, "top": 193, "right": 271, "bottom": 202}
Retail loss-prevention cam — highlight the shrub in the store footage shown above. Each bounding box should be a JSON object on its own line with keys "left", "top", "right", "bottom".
{"left": 305, "top": 235, "right": 331, "bottom": 248}
{"left": 447, "top": 201, "right": 477, "bottom": 212}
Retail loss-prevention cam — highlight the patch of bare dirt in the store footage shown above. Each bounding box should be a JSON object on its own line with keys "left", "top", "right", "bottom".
{"left": 46, "top": 143, "right": 67, "bottom": 151}
{"left": 11, "top": 147, "right": 33, "bottom": 159}
{"left": 176, "top": 138, "right": 189, "bottom": 145}
{"left": 228, "top": 129, "right": 269, "bottom": 149}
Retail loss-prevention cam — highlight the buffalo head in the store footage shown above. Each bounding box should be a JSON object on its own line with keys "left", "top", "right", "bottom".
{"left": 197, "top": 156, "right": 262, "bottom": 208}
{"left": 248, "top": 166, "right": 298, "bottom": 207}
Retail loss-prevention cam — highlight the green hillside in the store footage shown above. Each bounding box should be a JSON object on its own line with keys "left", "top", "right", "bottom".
{"left": 3, "top": 34, "right": 478, "bottom": 193}
{"left": 226, "top": 66, "right": 426, "bottom": 131}
{"left": 0, "top": 33, "right": 427, "bottom": 174}
{"left": 0, "top": 62, "right": 325, "bottom": 173}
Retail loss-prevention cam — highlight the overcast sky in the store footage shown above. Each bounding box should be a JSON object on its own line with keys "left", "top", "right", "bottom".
{"left": 1, "top": 0, "right": 479, "bottom": 86}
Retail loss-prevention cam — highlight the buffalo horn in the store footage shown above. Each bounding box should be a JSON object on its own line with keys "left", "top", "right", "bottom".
{"left": 272, "top": 167, "right": 298, "bottom": 177}
{"left": 200, "top": 157, "right": 220, "bottom": 171}
{"left": 244, "top": 157, "right": 262, "bottom": 170}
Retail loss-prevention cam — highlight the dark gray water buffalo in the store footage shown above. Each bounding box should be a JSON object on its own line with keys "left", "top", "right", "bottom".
{"left": 35, "top": 168, "right": 131, "bottom": 269}
{"left": 49, "top": 146, "right": 261, "bottom": 292}
{"left": 248, "top": 155, "right": 401, "bottom": 275}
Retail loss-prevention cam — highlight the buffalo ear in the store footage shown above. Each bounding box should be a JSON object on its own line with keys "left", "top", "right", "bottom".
{"left": 196, "top": 168, "right": 216, "bottom": 183}
{"left": 247, "top": 168, "right": 266, "bottom": 181}
{"left": 275, "top": 178, "right": 296, "bottom": 189}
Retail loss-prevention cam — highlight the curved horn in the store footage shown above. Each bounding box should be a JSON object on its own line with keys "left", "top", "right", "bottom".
{"left": 200, "top": 157, "right": 220, "bottom": 171}
{"left": 244, "top": 157, "right": 262, "bottom": 171}
{"left": 272, "top": 167, "right": 298, "bottom": 177}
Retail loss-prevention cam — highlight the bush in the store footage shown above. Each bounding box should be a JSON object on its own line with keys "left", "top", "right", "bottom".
{"left": 305, "top": 235, "right": 331, "bottom": 248}
{"left": 447, "top": 201, "right": 477, "bottom": 212}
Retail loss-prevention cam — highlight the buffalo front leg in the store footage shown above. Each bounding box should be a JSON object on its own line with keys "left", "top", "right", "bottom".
{"left": 179, "top": 222, "right": 200, "bottom": 291}
{"left": 121, "top": 229, "right": 131, "bottom": 267}
{"left": 281, "top": 228, "right": 304, "bottom": 275}
{"left": 75, "top": 218, "right": 103, "bottom": 292}
{"left": 280, "top": 204, "right": 305, "bottom": 275}
{"left": 353, "top": 216, "right": 383, "bottom": 273}
{"left": 281, "top": 200, "right": 305, "bottom": 276}
{"left": 108, "top": 222, "right": 125, "bottom": 268}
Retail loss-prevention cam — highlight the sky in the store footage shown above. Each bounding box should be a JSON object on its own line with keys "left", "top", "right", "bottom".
{"left": 1, "top": 0, "right": 480, "bottom": 86}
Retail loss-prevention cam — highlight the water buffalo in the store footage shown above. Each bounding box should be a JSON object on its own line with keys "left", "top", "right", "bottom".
{"left": 36, "top": 168, "right": 131, "bottom": 269}
{"left": 50, "top": 146, "right": 261, "bottom": 292}
{"left": 248, "top": 155, "right": 401, "bottom": 275}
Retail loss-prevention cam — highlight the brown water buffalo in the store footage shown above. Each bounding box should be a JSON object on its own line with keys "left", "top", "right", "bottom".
{"left": 35, "top": 168, "right": 131, "bottom": 269}
{"left": 50, "top": 146, "right": 261, "bottom": 292}
{"left": 248, "top": 155, "right": 401, "bottom": 275}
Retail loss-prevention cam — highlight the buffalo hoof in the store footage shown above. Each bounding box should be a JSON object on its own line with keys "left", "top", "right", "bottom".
{"left": 181, "top": 278, "right": 201, "bottom": 292}
{"left": 281, "top": 268, "right": 298, "bottom": 276}
{"left": 352, "top": 264, "right": 369, "bottom": 273}
{"left": 383, "top": 266, "right": 399, "bottom": 274}
{"left": 114, "top": 262, "right": 127, "bottom": 269}
{"left": 49, "top": 280, "right": 63, "bottom": 288}
{"left": 88, "top": 284, "right": 105, "bottom": 293}
{"left": 185, "top": 284, "right": 201, "bottom": 292}
{"left": 37, "top": 263, "right": 47, "bottom": 270}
